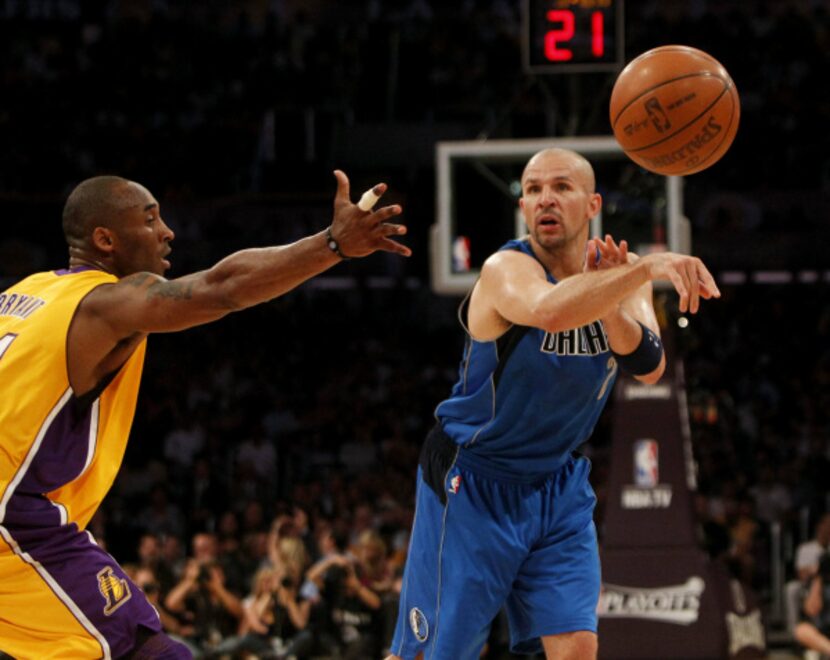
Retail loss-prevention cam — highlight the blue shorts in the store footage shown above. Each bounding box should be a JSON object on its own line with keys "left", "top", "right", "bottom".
{"left": 390, "top": 429, "right": 600, "bottom": 659}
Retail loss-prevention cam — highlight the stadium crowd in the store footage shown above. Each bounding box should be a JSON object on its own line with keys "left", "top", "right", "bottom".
{"left": 1, "top": 0, "right": 829, "bottom": 657}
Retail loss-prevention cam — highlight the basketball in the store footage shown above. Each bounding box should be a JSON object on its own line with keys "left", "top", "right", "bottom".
{"left": 610, "top": 45, "right": 740, "bottom": 176}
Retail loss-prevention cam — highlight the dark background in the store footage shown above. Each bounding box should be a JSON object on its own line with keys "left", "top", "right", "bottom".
{"left": 1, "top": 1, "right": 828, "bottom": 657}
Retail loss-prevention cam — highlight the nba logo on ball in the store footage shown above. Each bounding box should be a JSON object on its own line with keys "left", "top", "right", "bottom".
{"left": 610, "top": 45, "right": 740, "bottom": 176}
{"left": 633, "top": 439, "right": 659, "bottom": 488}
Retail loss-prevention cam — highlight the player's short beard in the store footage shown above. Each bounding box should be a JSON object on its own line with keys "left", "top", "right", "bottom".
{"left": 531, "top": 224, "right": 568, "bottom": 253}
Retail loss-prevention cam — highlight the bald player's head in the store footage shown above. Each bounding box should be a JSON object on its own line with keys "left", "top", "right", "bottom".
{"left": 61, "top": 175, "right": 172, "bottom": 277}
{"left": 521, "top": 148, "right": 596, "bottom": 194}
{"left": 62, "top": 175, "right": 134, "bottom": 246}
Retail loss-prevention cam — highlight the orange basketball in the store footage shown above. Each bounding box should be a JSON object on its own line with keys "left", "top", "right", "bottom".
{"left": 610, "top": 45, "right": 740, "bottom": 176}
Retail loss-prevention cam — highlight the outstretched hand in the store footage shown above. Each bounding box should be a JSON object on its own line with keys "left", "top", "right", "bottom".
{"left": 584, "top": 235, "right": 720, "bottom": 313}
{"left": 641, "top": 251, "right": 721, "bottom": 313}
{"left": 330, "top": 170, "right": 411, "bottom": 258}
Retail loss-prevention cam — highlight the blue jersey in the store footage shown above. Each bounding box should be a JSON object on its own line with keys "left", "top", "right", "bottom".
{"left": 435, "top": 238, "right": 617, "bottom": 481}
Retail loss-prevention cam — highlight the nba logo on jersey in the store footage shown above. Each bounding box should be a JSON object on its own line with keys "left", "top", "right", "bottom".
{"left": 448, "top": 474, "right": 462, "bottom": 495}
{"left": 633, "top": 439, "right": 659, "bottom": 488}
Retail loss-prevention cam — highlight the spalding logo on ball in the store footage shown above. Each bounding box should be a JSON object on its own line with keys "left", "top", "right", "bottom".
{"left": 610, "top": 45, "right": 740, "bottom": 176}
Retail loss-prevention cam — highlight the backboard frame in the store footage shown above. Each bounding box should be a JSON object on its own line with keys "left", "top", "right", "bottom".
{"left": 431, "top": 136, "right": 686, "bottom": 295}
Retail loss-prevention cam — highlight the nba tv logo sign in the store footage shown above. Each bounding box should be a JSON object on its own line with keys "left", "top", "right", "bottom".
{"left": 621, "top": 438, "right": 672, "bottom": 510}
{"left": 634, "top": 439, "right": 659, "bottom": 487}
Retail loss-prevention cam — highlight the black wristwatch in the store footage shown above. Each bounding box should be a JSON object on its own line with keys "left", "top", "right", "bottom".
{"left": 325, "top": 226, "right": 350, "bottom": 260}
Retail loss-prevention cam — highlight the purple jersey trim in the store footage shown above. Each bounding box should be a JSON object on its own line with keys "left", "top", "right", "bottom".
{"left": 53, "top": 265, "right": 100, "bottom": 276}
{"left": 0, "top": 390, "right": 159, "bottom": 657}
{"left": 1, "top": 490, "right": 65, "bottom": 529}
{"left": 17, "top": 395, "right": 97, "bottom": 495}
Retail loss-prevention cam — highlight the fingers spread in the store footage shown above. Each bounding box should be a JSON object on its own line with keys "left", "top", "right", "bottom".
{"left": 328, "top": 174, "right": 411, "bottom": 258}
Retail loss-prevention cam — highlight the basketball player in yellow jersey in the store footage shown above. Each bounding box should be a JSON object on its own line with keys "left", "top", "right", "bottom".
{"left": 0, "top": 173, "right": 409, "bottom": 659}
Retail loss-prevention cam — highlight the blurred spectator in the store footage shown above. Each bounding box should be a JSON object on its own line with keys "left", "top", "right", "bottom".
{"left": 326, "top": 551, "right": 384, "bottom": 659}
{"left": 353, "top": 530, "right": 392, "bottom": 593}
{"left": 216, "top": 510, "right": 242, "bottom": 556}
{"left": 751, "top": 464, "right": 793, "bottom": 525}
{"left": 795, "top": 553, "right": 830, "bottom": 656}
{"left": 797, "top": 514, "right": 830, "bottom": 583}
{"left": 161, "top": 534, "right": 187, "bottom": 581}
{"left": 236, "top": 430, "right": 277, "bottom": 483}
{"left": 183, "top": 456, "right": 227, "bottom": 535}
{"left": 165, "top": 533, "right": 244, "bottom": 654}
{"left": 785, "top": 514, "right": 830, "bottom": 637}
{"left": 137, "top": 532, "right": 176, "bottom": 595}
{"left": 215, "top": 511, "right": 255, "bottom": 598}
{"left": 286, "top": 530, "right": 383, "bottom": 659}
{"left": 137, "top": 485, "right": 187, "bottom": 540}
{"left": 131, "top": 565, "right": 199, "bottom": 656}
{"left": 163, "top": 417, "right": 206, "bottom": 473}
{"left": 211, "top": 546, "right": 311, "bottom": 659}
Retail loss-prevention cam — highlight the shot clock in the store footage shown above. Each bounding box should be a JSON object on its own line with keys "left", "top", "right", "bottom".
{"left": 523, "top": 0, "right": 624, "bottom": 73}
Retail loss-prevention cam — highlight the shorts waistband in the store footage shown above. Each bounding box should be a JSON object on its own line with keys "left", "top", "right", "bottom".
{"left": 424, "top": 424, "right": 574, "bottom": 486}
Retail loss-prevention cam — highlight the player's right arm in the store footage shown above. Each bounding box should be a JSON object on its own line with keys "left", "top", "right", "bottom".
{"left": 68, "top": 171, "right": 409, "bottom": 394}
{"left": 91, "top": 170, "right": 408, "bottom": 335}
{"left": 84, "top": 232, "right": 362, "bottom": 336}
{"left": 469, "top": 248, "right": 719, "bottom": 340}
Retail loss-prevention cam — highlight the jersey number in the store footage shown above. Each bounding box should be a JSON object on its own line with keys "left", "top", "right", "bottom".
{"left": 0, "top": 333, "right": 17, "bottom": 361}
{"left": 597, "top": 356, "right": 617, "bottom": 400}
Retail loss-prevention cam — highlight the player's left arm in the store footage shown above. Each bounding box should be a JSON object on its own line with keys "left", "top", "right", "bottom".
{"left": 588, "top": 236, "right": 665, "bottom": 384}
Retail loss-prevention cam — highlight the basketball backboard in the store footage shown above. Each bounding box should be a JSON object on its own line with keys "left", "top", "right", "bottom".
{"left": 431, "top": 136, "right": 688, "bottom": 295}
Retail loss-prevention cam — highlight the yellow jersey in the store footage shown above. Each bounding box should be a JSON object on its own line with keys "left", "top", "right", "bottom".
{"left": 0, "top": 267, "right": 168, "bottom": 659}
{"left": 0, "top": 266, "right": 146, "bottom": 532}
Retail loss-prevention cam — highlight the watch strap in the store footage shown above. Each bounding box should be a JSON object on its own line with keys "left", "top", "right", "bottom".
{"left": 325, "top": 226, "right": 351, "bottom": 260}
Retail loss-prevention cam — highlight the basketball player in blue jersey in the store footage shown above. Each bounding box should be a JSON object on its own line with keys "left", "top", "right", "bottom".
{"left": 387, "top": 148, "right": 720, "bottom": 660}
{"left": 0, "top": 171, "right": 408, "bottom": 660}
